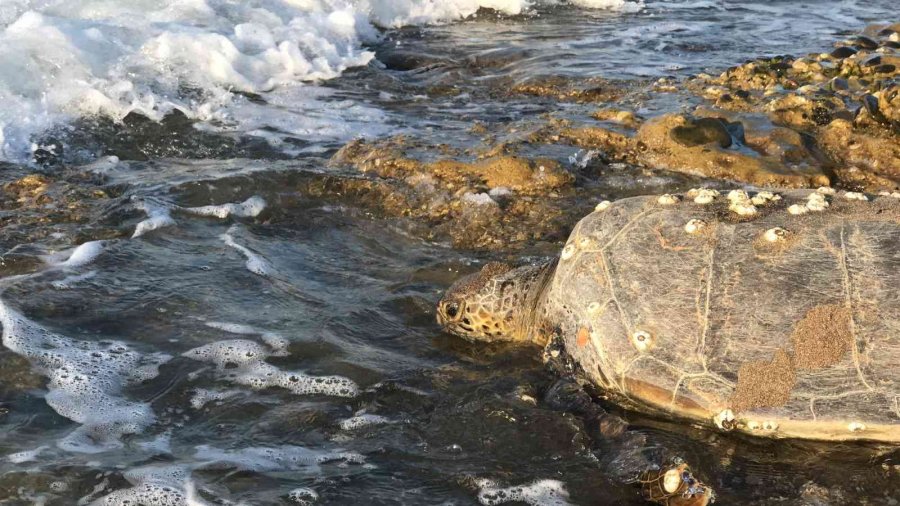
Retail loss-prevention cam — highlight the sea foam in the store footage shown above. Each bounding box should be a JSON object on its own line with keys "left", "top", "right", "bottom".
{"left": 0, "top": 300, "right": 171, "bottom": 453}
{"left": 194, "top": 444, "right": 365, "bottom": 473}
{"left": 183, "top": 339, "right": 359, "bottom": 397}
{"left": 89, "top": 465, "right": 206, "bottom": 506}
{"left": 0, "top": 0, "right": 639, "bottom": 162}
{"left": 477, "top": 479, "right": 572, "bottom": 506}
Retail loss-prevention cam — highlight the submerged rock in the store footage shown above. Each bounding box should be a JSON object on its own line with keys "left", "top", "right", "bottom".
{"left": 635, "top": 114, "right": 829, "bottom": 187}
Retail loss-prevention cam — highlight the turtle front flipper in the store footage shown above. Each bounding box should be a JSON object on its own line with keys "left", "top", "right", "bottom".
{"left": 540, "top": 378, "right": 715, "bottom": 505}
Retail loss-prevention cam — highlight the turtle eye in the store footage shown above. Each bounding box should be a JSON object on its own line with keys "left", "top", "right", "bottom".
{"left": 444, "top": 302, "right": 460, "bottom": 319}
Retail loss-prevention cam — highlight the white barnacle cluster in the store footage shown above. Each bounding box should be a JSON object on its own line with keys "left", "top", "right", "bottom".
{"left": 789, "top": 190, "right": 831, "bottom": 215}
{"left": 594, "top": 200, "right": 612, "bottom": 212}
{"left": 878, "top": 191, "right": 900, "bottom": 199}
{"left": 847, "top": 421, "right": 867, "bottom": 432}
{"left": 750, "top": 191, "right": 781, "bottom": 206}
{"left": 684, "top": 219, "right": 707, "bottom": 235}
{"left": 843, "top": 191, "right": 869, "bottom": 202}
{"left": 687, "top": 188, "right": 720, "bottom": 205}
{"left": 561, "top": 243, "right": 577, "bottom": 261}
{"left": 657, "top": 194, "right": 681, "bottom": 205}
{"left": 726, "top": 190, "right": 757, "bottom": 217}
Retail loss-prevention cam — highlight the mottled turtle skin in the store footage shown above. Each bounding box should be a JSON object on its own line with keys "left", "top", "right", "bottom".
{"left": 438, "top": 189, "right": 900, "bottom": 443}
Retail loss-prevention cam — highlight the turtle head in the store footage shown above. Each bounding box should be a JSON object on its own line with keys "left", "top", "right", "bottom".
{"left": 437, "top": 260, "right": 555, "bottom": 344}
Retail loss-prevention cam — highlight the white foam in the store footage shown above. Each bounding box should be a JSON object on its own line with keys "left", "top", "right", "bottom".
{"left": 194, "top": 444, "right": 365, "bottom": 473}
{"left": 131, "top": 195, "right": 267, "bottom": 238}
{"left": 569, "top": 0, "right": 643, "bottom": 12}
{"left": 339, "top": 414, "right": 392, "bottom": 431}
{"left": 288, "top": 488, "right": 319, "bottom": 504}
{"left": 51, "top": 270, "right": 97, "bottom": 289}
{"left": 204, "top": 320, "right": 289, "bottom": 354}
{"left": 133, "top": 200, "right": 176, "bottom": 238}
{"left": 183, "top": 339, "right": 359, "bottom": 398}
{"left": 477, "top": 479, "right": 572, "bottom": 506}
{"left": 189, "top": 388, "right": 241, "bottom": 409}
{"left": 48, "top": 240, "right": 105, "bottom": 268}
{"left": 182, "top": 196, "right": 266, "bottom": 219}
{"left": 0, "top": 1, "right": 640, "bottom": 162}
{"left": 7, "top": 445, "right": 48, "bottom": 463}
{"left": 0, "top": 299, "right": 171, "bottom": 453}
{"left": 89, "top": 465, "right": 208, "bottom": 506}
{"left": 220, "top": 230, "right": 274, "bottom": 277}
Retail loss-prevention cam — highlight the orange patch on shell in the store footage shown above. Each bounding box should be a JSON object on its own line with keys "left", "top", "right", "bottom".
{"left": 576, "top": 327, "right": 590, "bottom": 347}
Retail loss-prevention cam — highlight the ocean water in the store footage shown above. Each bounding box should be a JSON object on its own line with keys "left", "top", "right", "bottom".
{"left": 0, "top": 0, "right": 898, "bottom": 504}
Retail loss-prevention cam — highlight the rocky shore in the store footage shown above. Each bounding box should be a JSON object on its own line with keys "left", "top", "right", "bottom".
{"left": 322, "top": 22, "right": 900, "bottom": 251}
{"left": 4, "top": 23, "right": 899, "bottom": 258}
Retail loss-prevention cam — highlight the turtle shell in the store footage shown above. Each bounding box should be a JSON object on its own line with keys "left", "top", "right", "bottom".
{"left": 545, "top": 189, "right": 900, "bottom": 442}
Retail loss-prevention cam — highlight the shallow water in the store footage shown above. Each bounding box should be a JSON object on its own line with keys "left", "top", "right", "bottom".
{"left": 1, "top": 1, "right": 899, "bottom": 504}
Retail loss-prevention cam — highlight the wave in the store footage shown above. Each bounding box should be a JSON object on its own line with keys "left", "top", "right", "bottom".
{"left": 0, "top": 0, "right": 638, "bottom": 163}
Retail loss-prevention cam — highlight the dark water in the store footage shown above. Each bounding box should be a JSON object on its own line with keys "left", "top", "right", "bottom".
{"left": 1, "top": 1, "right": 899, "bottom": 505}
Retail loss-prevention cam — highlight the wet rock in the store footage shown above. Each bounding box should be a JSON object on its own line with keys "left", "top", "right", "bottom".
{"left": 510, "top": 76, "right": 627, "bottom": 103}
{"left": 829, "top": 46, "right": 857, "bottom": 59}
{"left": 669, "top": 117, "right": 735, "bottom": 148}
{"left": 377, "top": 48, "right": 448, "bottom": 71}
{"left": 765, "top": 94, "right": 843, "bottom": 130}
{"left": 3, "top": 174, "right": 51, "bottom": 205}
{"left": 634, "top": 114, "right": 828, "bottom": 187}
{"left": 329, "top": 138, "right": 587, "bottom": 251}
{"left": 854, "top": 35, "right": 879, "bottom": 50}
{"left": 818, "top": 119, "right": 900, "bottom": 189}
{"left": 827, "top": 77, "right": 849, "bottom": 92}
{"left": 592, "top": 109, "right": 642, "bottom": 129}
{"left": 552, "top": 125, "right": 634, "bottom": 160}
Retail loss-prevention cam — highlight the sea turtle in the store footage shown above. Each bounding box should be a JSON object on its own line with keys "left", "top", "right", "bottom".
{"left": 437, "top": 188, "right": 900, "bottom": 502}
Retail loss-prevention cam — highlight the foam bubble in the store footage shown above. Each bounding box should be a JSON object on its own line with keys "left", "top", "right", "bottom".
{"left": 183, "top": 196, "right": 266, "bottom": 219}
{"left": 183, "top": 339, "right": 358, "bottom": 398}
{"left": 477, "top": 479, "right": 572, "bottom": 506}
{"left": 220, "top": 230, "right": 274, "bottom": 277}
{"left": 339, "top": 414, "right": 392, "bottom": 431}
{"left": 0, "top": 299, "right": 171, "bottom": 453}
{"left": 194, "top": 444, "right": 365, "bottom": 473}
